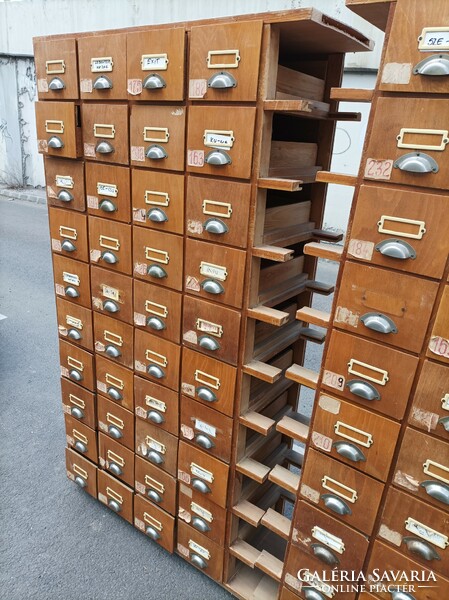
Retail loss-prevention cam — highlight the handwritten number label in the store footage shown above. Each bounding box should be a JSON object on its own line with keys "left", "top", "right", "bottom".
{"left": 364, "top": 158, "right": 393, "bottom": 181}
{"left": 323, "top": 370, "right": 345, "bottom": 391}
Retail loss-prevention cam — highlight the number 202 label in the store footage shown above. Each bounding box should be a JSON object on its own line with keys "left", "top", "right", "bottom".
{"left": 364, "top": 158, "right": 394, "bottom": 181}
{"left": 323, "top": 370, "right": 345, "bottom": 391}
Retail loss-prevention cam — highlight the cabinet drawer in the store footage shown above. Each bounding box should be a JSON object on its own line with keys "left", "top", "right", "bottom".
{"left": 134, "top": 329, "right": 180, "bottom": 391}
{"left": 85, "top": 162, "right": 131, "bottom": 223}
{"left": 365, "top": 97, "right": 449, "bottom": 191}
{"left": 181, "top": 347, "right": 237, "bottom": 417}
{"left": 184, "top": 238, "right": 246, "bottom": 309}
{"left": 95, "top": 356, "right": 134, "bottom": 412}
{"left": 180, "top": 396, "right": 233, "bottom": 463}
{"left": 186, "top": 176, "right": 251, "bottom": 248}
{"left": 134, "top": 376, "right": 179, "bottom": 436}
{"left": 348, "top": 185, "right": 449, "bottom": 280}
{"left": 34, "top": 38, "right": 79, "bottom": 100}
{"left": 135, "top": 419, "right": 178, "bottom": 477}
{"left": 280, "top": 588, "right": 301, "bottom": 600}
{"left": 130, "top": 105, "right": 185, "bottom": 172}
{"left": 127, "top": 27, "right": 185, "bottom": 101}
{"left": 379, "top": 487, "right": 449, "bottom": 576}
{"left": 98, "top": 432, "right": 134, "bottom": 487}
{"left": 323, "top": 331, "right": 419, "bottom": 421}
{"left": 35, "top": 101, "right": 81, "bottom": 158}
{"left": 393, "top": 427, "right": 449, "bottom": 510}
{"left": 380, "top": 0, "right": 449, "bottom": 95}
{"left": 409, "top": 360, "right": 449, "bottom": 442}
{"left": 311, "top": 395, "right": 400, "bottom": 481}
{"left": 182, "top": 296, "right": 241, "bottom": 365}
{"left": 177, "top": 441, "right": 229, "bottom": 509}
{"left": 335, "top": 262, "right": 438, "bottom": 353}
{"left": 56, "top": 297, "right": 93, "bottom": 351}
{"left": 91, "top": 266, "right": 133, "bottom": 325}
{"left": 135, "top": 456, "right": 177, "bottom": 516}
{"left": 427, "top": 285, "right": 449, "bottom": 365}
{"left": 187, "top": 106, "right": 256, "bottom": 180}
{"left": 61, "top": 378, "right": 96, "bottom": 430}
{"left": 49, "top": 207, "right": 88, "bottom": 262}
{"left": 53, "top": 255, "right": 91, "bottom": 308}
{"left": 44, "top": 157, "right": 85, "bottom": 211}
{"left": 134, "top": 494, "right": 175, "bottom": 553}
{"left": 93, "top": 312, "right": 133, "bottom": 369}
{"left": 133, "top": 280, "right": 182, "bottom": 343}
{"left": 78, "top": 33, "right": 127, "bottom": 100}
{"left": 59, "top": 340, "right": 95, "bottom": 391}
{"left": 97, "top": 395, "right": 134, "bottom": 452}
{"left": 97, "top": 470, "right": 134, "bottom": 524}
{"left": 178, "top": 482, "right": 227, "bottom": 546}
{"left": 132, "top": 169, "right": 184, "bottom": 235}
{"left": 133, "top": 227, "right": 183, "bottom": 291}
{"left": 81, "top": 103, "right": 129, "bottom": 165}
{"left": 64, "top": 413, "right": 97, "bottom": 464}
{"left": 65, "top": 447, "right": 97, "bottom": 498}
{"left": 299, "top": 449, "right": 384, "bottom": 535}
{"left": 188, "top": 20, "right": 263, "bottom": 102}
{"left": 176, "top": 520, "right": 224, "bottom": 583}
{"left": 88, "top": 216, "right": 132, "bottom": 275}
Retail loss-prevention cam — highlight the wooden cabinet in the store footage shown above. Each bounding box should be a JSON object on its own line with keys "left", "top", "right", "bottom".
{"left": 81, "top": 103, "right": 129, "bottom": 165}
{"left": 95, "top": 355, "right": 134, "bottom": 412}
{"left": 97, "top": 470, "right": 134, "bottom": 524}
{"left": 135, "top": 419, "right": 178, "bottom": 477}
{"left": 44, "top": 157, "right": 85, "bottom": 211}
{"left": 64, "top": 413, "right": 97, "bottom": 464}
{"left": 56, "top": 298, "right": 93, "bottom": 351}
{"left": 78, "top": 33, "right": 127, "bottom": 100}
{"left": 88, "top": 216, "right": 132, "bottom": 275}
{"left": 178, "top": 483, "right": 227, "bottom": 546}
{"left": 65, "top": 447, "right": 97, "bottom": 498}
{"left": 134, "top": 456, "right": 177, "bottom": 516}
{"left": 176, "top": 520, "right": 224, "bottom": 582}
{"left": 134, "top": 376, "right": 179, "bottom": 436}
{"left": 98, "top": 432, "right": 135, "bottom": 487}
{"left": 97, "top": 395, "right": 135, "bottom": 451}
{"left": 134, "top": 329, "right": 181, "bottom": 391}
{"left": 59, "top": 340, "right": 95, "bottom": 391}
{"left": 93, "top": 312, "right": 134, "bottom": 369}
{"left": 85, "top": 162, "right": 131, "bottom": 223}
{"left": 34, "top": 38, "right": 79, "bottom": 100}
{"left": 61, "top": 378, "right": 96, "bottom": 430}
{"left": 133, "top": 280, "right": 182, "bottom": 343}
{"left": 35, "top": 101, "right": 81, "bottom": 158}
{"left": 49, "top": 207, "right": 88, "bottom": 262}
{"left": 134, "top": 494, "right": 175, "bottom": 553}
{"left": 52, "top": 255, "right": 91, "bottom": 308}
{"left": 90, "top": 267, "right": 133, "bottom": 325}
{"left": 133, "top": 227, "right": 183, "bottom": 291}
{"left": 409, "top": 360, "right": 449, "bottom": 441}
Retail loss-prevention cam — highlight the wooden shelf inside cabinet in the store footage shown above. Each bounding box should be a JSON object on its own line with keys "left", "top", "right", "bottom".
{"left": 305, "top": 280, "right": 335, "bottom": 296}
{"left": 285, "top": 364, "right": 319, "bottom": 389}
{"left": 263, "top": 99, "right": 361, "bottom": 122}
{"left": 260, "top": 508, "right": 291, "bottom": 540}
{"left": 330, "top": 87, "right": 374, "bottom": 103}
{"left": 276, "top": 413, "right": 309, "bottom": 443}
{"left": 303, "top": 242, "right": 343, "bottom": 261}
{"left": 247, "top": 305, "right": 290, "bottom": 327}
{"left": 268, "top": 465, "right": 300, "bottom": 494}
{"left": 315, "top": 171, "right": 358, "bottom": 186}
{"left": 226, "top": 564, "right": 279, "bottom": 600}
{"left": 253, "top": 320, "right": 302, "bottom": 365}
{"left": 296, "top": 306, "right": 330, "bottom": 328}
{"left": 346, "top": 0, "right": 394, "bottom": 31}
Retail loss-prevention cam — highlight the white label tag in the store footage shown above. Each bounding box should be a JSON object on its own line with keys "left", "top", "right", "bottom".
{"left": 55, "top": 284, "right": 65, "bottom": 296}
{"left": 134, "top": 312, "right": 146, "bottom": 326}
{"left": 189, "top": 79, "right": 207, "bottom": 98}
{"left": 188, "top": 540, "right": 210, "bottom": 561}
{"left": 102, "top": 285, "right": 119, "bottom": 302}
{"left": 442, "top": 394, "right": 449, "bottom": 411}
{"left": 127, "top": 78, "right": 143, "bottom": 95}
{"left": 66, "top": 316, "right": 82, "bottom": 329}
{"left": 334, "top": 307, "right": 360, "bottom": 328}
{"left": 311, "top": 431, "right": 333, "bottom": 453}
{"left": 195, "top": 419, "right": 216, "bottom": 438}
{"left": 146, "top": 396, "right": 166, "bottom": 412}
{"left": 97, "top": 381, "right": 107, "bottom": 393}
{"left": 347, "top": 239, "right": 374, "bottom": 261}
{"left": 196, "top": 319, "right": 222, "bottom": 337}
{"left": 80, "top": 79, "right": 93, "bottom": 93}
{"left": 97, "top": 183, "right": 118, "bottom": 198}
{"left": 199, "top": 262, "right": 227, "bottom": 281}
{"left": 419, "top": 28, "right": 449, "bottom": 52}
{"left": 86, "top": 195, "right": 98, "bottom": 209}
{"left": 91, "top": 57, "right": 113, "bottom": 72}
{"left": 181, "top": 424, "right": 195, "bottom": 440}
{"left": 56, "top": 175, "right": 74, "bottom": 188}
{"left": 312, "top": 526, "right": 345, "bottom": 555}
{"left": 204, "top": 131, "right": 234, "bottom": 149}
{"left": 84, "top": 143, "right": 96, "bottom": 157}
{"left": 63, "top": 272, "right": 80, "bottom": 286}
{"left": 364, "top": 158, "right": 394, "bottom": 181}
{"left": 187, "top": 150, "right": 205, "bottom": 167}
{"left": 141, "top": 54, "right": 168, "bottom": 70}
{"left": 190, "top": 464, "right": 213, "bottom": 483}
{"left": 322, "top": 370, "right": 345, "bottom": 391}
{"left": 191, "top": 502, "right": 213, "bottom": 523}
{"left": 405, "top": 518, "right": 448, "bottom": 550}
{"left": 148, "top": 438, "right": 165, "bottom": 454}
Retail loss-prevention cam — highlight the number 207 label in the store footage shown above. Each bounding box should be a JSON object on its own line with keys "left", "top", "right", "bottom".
{"left": 364, "top": 158, "right": 393, "bottom": 181}
{"left": 323, "top": 370, "right": 345, "bottom": 391}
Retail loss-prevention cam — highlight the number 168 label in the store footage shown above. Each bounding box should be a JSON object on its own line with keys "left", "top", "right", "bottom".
{"left": 323, "top": 370, "right": 345, "bottom": 391}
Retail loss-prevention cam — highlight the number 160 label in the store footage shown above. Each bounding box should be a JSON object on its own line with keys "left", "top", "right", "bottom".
{"left": 323, "top": 370, "right": 345, "bottom": 391}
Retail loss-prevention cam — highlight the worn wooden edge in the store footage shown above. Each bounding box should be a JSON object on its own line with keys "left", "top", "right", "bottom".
{"left": 242, "top": 360, "right": 283, "bottom": 384}
{"left": 247, "top": 305, "right": 290, "bottom": 327}
{"left": 303, "top": 241, "right": 344, "bottom": 261}
{"left": 330, "top": 87, "right": 374, "bottom": 102}
{"left": 285, "top": 364, "right": 319, "bottom": 388}
{"left": 296, "top": 306, "right": 331, "bottom": 327}
{"left": 315, "top": 170, "right": 358, "bottom": 186}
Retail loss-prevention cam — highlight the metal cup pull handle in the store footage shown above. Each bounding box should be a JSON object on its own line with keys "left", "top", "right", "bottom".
{"left": 346, "top": 379, "right": 380, "bottom": 401}
{"left": 403, "top": 536, "right": 441, "bottom": 561}
{"left": 146, "top": 145, "right": 167, "bottom": 160}
{"left": 95, "top": 141, "right": 114, "bottom": 154}
{"left": 105, "top": 344, "right": 121, "bottom": 359}
{"left": 195, "top": 434, "right": 215, "bottom": 450}
{"left": 420, "top": 480, "right": 449, "bottom": 505}
{"left": 108, "top": 462, "right": 123, "bottom": 477}
{"left": 65, "top": 286, "right": 79, "bottom": 298}
{"left": 321, "top": 493, "right": 352, "bottom": 516}
{"left": 192, "top": 516, "right": 211, "bottom": 533}
{"left": 147, "top": 316, "right": 166, "bottom": 331}
{"left": 190, "top": 553, "right": 207, "bottom": 570}
{"left": 310, "top": 543, "right": 340, "bottom": 567}
{"left": 438, "top": 416, "right": 449, "bottom": 432}
{"left": 414, "top": 54, "right": 449, "bottom": 76}
{"left": 57, "top": 189, "right": 73, "bottom": 202}
{"left": 70, "top": 406, "right": 84, "bottom": 420}
{"left": 103, "top": 300, "right": 120, "bottom": 314}
{"left": 201, "top": 279, "right": 224, "bottom": 295}
{"left": 192, "top": 478, "right": 211, "bottom": 495}
{"left": 147, "top": 265, "right": 167, "bottom": 279}
{"left": 203, "top": 218, "right": 229, "bottom": 235}
{"left": 205, "top": 149, "right": 231, "bottom": 166}
{"left": 332, "top": 441, "right": 366, "bottom": 463}
{"left": 93, "top": 75, "right": 113, "bottom": 89}
{"left": 108, "top": 425, "right": 123, "bottom": 440}
{"left": 147, "top": 450, "right": 164, "bottom": 465}
{"left": 390, "top": 590, "right": 416, "bottom": 600}
{"left": 48, "top": 136, "right": 64, "bottom": 149}
{"left": 147, "top": 489, "right": 162, "bottom": 504}
{"left": 99, "top": 199, "right": 117, "bottom": 213}
{"left": 69, "top": 369, "right": 83, "bottom": 382}
{"left": 361, "top": 312, "right": 398, "bottom": 335}
{"left": 61, "top": 240, "right": 76, "bottom": 253}
{"left": 303, "top": 588, "right": 326, "bottom": 600}
{"left": 148, "top": 208, "right": 168, "bottom": 223}
{"left": 145, "top": 526, "right": 161, "bottom": 541}
{"left": 74, "top": 475, "right": 87, "bottom": 488}
{"left": 107, "top": 387, "right": 123, "bottom": 402}
{"left": 198, "top": 336, "right": 220, "bottom": 352}
{"left": 147, "top": 364, "right": 165, "bottom": 379}
{"left": 67, "top": 328, "right": 82, "bottom": 342}
{"left": 74, "top": 440, "right": 87, "bottom": 454}
{"left": 196, "top": 386, "right": 217, "bottom": 403}
{"left": 108, "top": 499, "right": 121, "bottom": 513}
{"left": 207, "top": 71, "right": 237, "bottom": 89}
{"left": 147, "top": 410, "right": 165, "bottom": 425}
{"left": 101, "top": 251, "right": 118, "bottom": 264}
{"left": 375, "top": 239, "right": 417, "bottom": 261}
{"left": 143, "top": 73, "right": 166, "bottom": 89}
{"left": 394, "top": 152, "right": 439, "bottom": 174}
{"left": 49, "top": 77, "right": 65, "bottom": 90}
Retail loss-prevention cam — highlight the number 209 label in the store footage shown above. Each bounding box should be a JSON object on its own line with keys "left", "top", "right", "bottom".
{"left": 364, "top": 158, "right": 393, "bottom": 181}
{"left": 323, "top": 370, "right": 345, "bottom": 391}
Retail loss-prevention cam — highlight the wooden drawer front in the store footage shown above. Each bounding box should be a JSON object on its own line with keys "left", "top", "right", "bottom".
{"left": 176, "top": 520, "right": 224, "bottom": 583}
{"left": 64, "top": 414, "right": 97, "bottom": 464}
{"left": 409, "top": 361, "right": 449, "bottom": 442}
{"left": 133, "top": 227, "right": 183, "bottom": 292}
{"left": 132, "top": 169, "right": 184, "bottom": 235}
{"left": 91, "top": 266, "right": 133, "bottom": 325}
{"left": 61, "top": 378, "right": 96, "bottom": 430}
{"left": 181, "top": 347, "right": 237, "bottom": 417}
{"left": 368, "top": 540, "right": 449, "bottom": 600}
{"left": 133, "top": 280, "right": 181, "bottom": 344}
{"left": 393, "top": 427, "right": 449, "bottom": 510}
{"left": 177, "top": 441, "right": 229, "bottom": 509}
{"left": 97, "top": 470, "right": 134, "bottom": 524}
{"left": 300, "top": 449, "right": 384, "bottom": 536}
{"left": 93, "top": 312, "right": 133, "bottom": 369}
{"left": 311, "top": 395, "right": 400, "bottom": 481}
{"left": 56, "top": 298, "right": 93, "bottom": 351}
{"left": 380, "top": 0, "right": 449, "bottom": 95}
{"left": 135, "top": 419, "right": 178, "bottom": 477}
{"left": 98, "top": 432, "right": 134, "bottom": 487}
{"left": 186, "top": 176, "right": 251, "bottom": 248}
{"left": 177, "top": 483, "right": 227, "bottom": 546}
{"left": 348, "top": 185, "right": 449, "bottom": 280}
{"left": 134, "top": 376, "right": 179, "bottom": 437}
{"left": 44, "top": 157, "right": 85, "bottom": 211}
{"left": 134, "top": 494, "right": 175, "bottom": 553}
{"left": 379, "top": 487, "right": 449, "bottom": 576}
{"left": 65, "top": 447, "right": 97, "bottom": 498}
{"left": 427, "top": 286, "right": 449, "bottom": 365}
{"left": 182, "top": 296, "right": 241, "bottom": 365}
{"left": 59, "top": 340, "right": 95, "bottom": 391}
{"left": 49, "top": 207, "right": 88, "bottom": 262}
{"left": 188, "top": 20, "right": 263, "bottom": 102}
{"left": 365, "top": 97, "right": 449, "bottom": 191}
{"left": 134, "top": 456, "right": 177, "bottom": 516}
{"left": 35, "top": 38, "right": 79, "bottom": 100}
{"left": 81, "top": 103, "right": 129, "bottom": 165}
{"left": 180, "top": 396, "right": 233, "bottom": 463}
{"left": 97, "top": 395, "right": 134, "bottom": 452}
{"left": 127, "top": 27, "right": 185, "bottom": 101}
{"left": 78, "top": 33, "right": 127, "bottom": 100}
{"left": 53, "top": 255, "right": 91, "bottom": 308}
{"left": 95, "top": 356, "right": 134, "bottom": 412}
{"left": 184, "top": 238, "right": 246, "bottom": 309}
{"left": 85, "top": 162, "right": 131, "bottom": 223}
{"left": 88, "top": 216, "right": 132, "bottom": 275}
{"left": 335, "top": 262, "right": 438, "bottom": 353}
{"left": 129, "top": 105, "right": 185, "bottom": 172}
{"left": 323, "top": 331, "right": 419, "bottom": 421}
{"left": 280, "top": 588, "right": 301, "bottom": 600}
{"left": 187, "top": 106, "right": 256, "bottom": 180}
{"left": 35, "top": 101, "right": 81, "bottom": 158}
{"left": 134, "top": 329, "right": 180, "bottom": 391}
